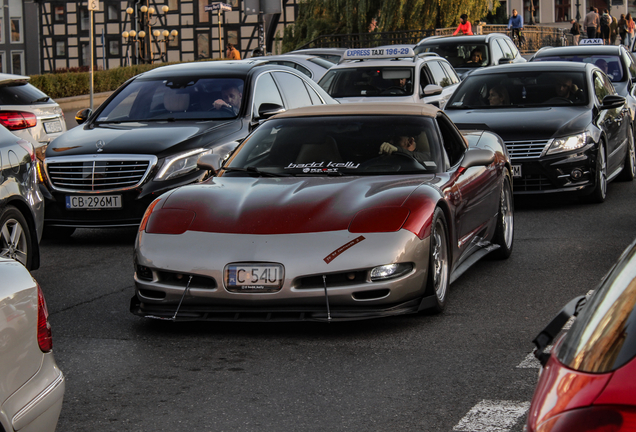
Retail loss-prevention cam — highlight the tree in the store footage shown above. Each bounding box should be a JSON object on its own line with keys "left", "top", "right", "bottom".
{"left": 283, "top": 0, "right": 496, "bottom": 51}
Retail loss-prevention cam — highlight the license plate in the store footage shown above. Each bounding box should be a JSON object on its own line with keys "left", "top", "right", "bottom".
{"left": 512, "top": 165, "right": 522, "bottom": 178}
{"left": 65, "top": 195, "right": 122, "bottom": 209}
{"left": 225, "top": 263, "right": 284, "bottom": 293}
{"left": 43, "top": 120, "right": 63, "bottom": 134}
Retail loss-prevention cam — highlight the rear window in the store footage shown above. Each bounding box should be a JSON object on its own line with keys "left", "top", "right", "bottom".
{"left": 415, "top": 42, "right": 490, "bottom": 69}
{"left": 557, "top": 241, "right": 636, "bottom": 373}
{"left": 533, "top": 54, "right": 624, "bottom": 82}
{"left": 0, "top": 83, "right": 51, "bottom": 105}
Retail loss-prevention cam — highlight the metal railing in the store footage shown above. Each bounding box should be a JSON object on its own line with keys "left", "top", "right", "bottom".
{"left": 295, "top": 25, "right": 572, "bottom": 53}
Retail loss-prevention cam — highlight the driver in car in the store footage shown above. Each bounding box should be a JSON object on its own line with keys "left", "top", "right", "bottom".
{"left": 213, "top": 84, "right": 242, "bottom": 114}
{"left": 554, "top": 76, "right": 582, "bottom": 102}
{"left": 379, "top": 135, "right": 429, "bottom": 165}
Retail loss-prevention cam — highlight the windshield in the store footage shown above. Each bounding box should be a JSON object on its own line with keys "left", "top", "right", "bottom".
{"left": 415, "top": 42, "right": 489, "bottom": 68}
{"left": 533, "top": 54, "right": 624, "bottom": 81}
{"left": 318, "top": 67, "right": 414, "bottom": 98}
{"left": 557, "top": 241, "right": 636, "bottom": 373}
{"left": 224, "top": 116, "right": 442, "bottom": 176}
{"left": 446, "top": 71, "right": 589, "bottom": 108}
{"left": 96, "top": 77, "right": 245, "bottom": 122}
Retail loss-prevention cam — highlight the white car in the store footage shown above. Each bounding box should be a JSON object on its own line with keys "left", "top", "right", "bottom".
{"left": 317, "top": 47, "right": 460, "bottom": 109}
{"left": 0, "top": 73, "right": 67, "bottom": 153}
{"left": 0, "top": 258, "right": 64, "bottom": 431}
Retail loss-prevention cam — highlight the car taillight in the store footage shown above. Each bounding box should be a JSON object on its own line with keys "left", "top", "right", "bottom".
{"left": 37, "top": 283, "right": 53, "bottom": 352}
{"left": 0, "top": 111, "right": 37, "bottom": 130}
{"left": 536, "top": 406, "right": 636, "bottom": 432}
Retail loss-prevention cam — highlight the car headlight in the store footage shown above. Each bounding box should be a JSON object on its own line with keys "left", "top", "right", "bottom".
{"left": 155, "top": 148, "right": 209, "bottom": 181}
{"left": 370, "top": 263, "right": 413, "bottom": 281}
{"left": 546, "top": 132, "right": 588, "bottom": 155}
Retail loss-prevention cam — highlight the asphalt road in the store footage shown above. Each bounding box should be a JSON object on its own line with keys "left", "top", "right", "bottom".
{"left": 32, "top": 181, "right": 636, "bottom": 431}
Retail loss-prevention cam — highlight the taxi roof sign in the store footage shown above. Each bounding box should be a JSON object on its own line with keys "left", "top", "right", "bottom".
{"left": 342, "top": 47, "right": 416, "bottom": 62}
{"left": 580, "top": 38, "right": 604, "bottom": 45}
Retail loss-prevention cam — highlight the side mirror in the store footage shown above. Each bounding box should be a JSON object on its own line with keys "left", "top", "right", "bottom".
{"left": 498, "top": 58, "right": 513, "bottom": 65}
{"left": 75, "top": 108, "right": 92, "bottom": 125}
{"left": 257, "top": 103, "right": 285, "bottom": 120}
{"left": 197, "top": 154, "right": 221, "bottom": 175}
{"left": 422, "top": 84, "right": 443, "bottom": 97}
{"left": 600, "top": 94, "right": 626, "bottom": 110}
{"left": 459, "top": 148, "right": 495, "bottom": 172}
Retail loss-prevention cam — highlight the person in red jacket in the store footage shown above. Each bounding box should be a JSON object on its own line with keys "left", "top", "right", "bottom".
{"left": 453, "top": 14, "right": 474, "bottom": 35}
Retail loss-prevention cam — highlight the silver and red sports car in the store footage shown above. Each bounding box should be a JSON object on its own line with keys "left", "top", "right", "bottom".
{"left": 130, "top": 103, "right": 514, "bottom": 322}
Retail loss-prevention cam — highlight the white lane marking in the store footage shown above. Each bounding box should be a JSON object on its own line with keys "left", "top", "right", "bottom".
{"left": 517, "top": 346, "right": 551, "bottom": 369}
{"left": 452, "top": 400, "right": 531, "bottom": 432}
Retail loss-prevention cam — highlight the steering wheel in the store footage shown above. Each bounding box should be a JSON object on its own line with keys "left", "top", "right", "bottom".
{"left": 545, "top": 97, "right": 573, "bottom": 104}
{"left": 380, "top": 86, "right": 407, "bottom": 96}
{"left": 359, "top": 152, "right": 422, "bottom": 172}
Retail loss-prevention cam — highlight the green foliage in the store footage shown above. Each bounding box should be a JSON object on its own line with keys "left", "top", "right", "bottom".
{"left": 282, "top": 0, "right": 497, "bottom": 51}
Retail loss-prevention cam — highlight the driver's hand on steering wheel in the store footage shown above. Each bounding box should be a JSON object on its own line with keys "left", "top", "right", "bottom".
{"left": 213, "top": 99, "right": 232, "bottom": 110}
{"left": 380, "top": 142, "right": 398, "bottom": 155}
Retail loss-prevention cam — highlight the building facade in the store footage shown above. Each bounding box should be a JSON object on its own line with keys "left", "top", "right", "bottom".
{"left": 504, "top": 0, "right": 632, "bottom": 24}
{"left": 37, "top": 0, "right": 299, "bottom": 73}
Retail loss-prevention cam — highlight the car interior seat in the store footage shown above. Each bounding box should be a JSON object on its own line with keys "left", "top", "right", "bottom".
{"left": 295, "top": 136, "right": 343, "bottom": 163}
{"left": 163, "top": 88, "right": 190, "bottom": 112}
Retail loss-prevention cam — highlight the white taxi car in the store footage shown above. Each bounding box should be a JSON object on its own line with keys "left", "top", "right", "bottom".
{"left": 317, "top": 47, "right": 460, "bottom": 109}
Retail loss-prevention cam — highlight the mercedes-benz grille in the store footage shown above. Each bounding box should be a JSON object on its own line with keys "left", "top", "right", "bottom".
{"left": 45, "top": 155, "right": 157, "bottom": 192}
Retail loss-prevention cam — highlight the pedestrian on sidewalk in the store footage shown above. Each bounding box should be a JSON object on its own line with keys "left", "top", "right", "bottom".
{"left": 627, "top": 13, "right": 635, "bottom": 48}
{"left": 610, "top": 15, "right": 618, "bottom": 45}
{"left": 570, "top": 19, "right": 581, "bottom": 45}
{"left": 584, "top": 6, "right": 599, "bottom": 39}
{"left": 225, "top": 43, "right": 241, "bottom": 60}
{"left": 600, "top": 9, "right": 612, "bottom": 44}
{"left": 619, "top": 14, "right": 627, "bottom": 45}
{"left": 453, "top": 14, "right": 474, "bottom": 35}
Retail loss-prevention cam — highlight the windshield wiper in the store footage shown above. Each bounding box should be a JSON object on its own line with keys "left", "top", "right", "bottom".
{"left": 221, "top": 166, "right": 292, "bottom": 177}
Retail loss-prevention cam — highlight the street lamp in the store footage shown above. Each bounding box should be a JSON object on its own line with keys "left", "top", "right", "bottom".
{"left": 121, "top": 2, "right": 170, "bottom": 64}
{"left": 153, "top": 29, "right": 179, "bottom": 62}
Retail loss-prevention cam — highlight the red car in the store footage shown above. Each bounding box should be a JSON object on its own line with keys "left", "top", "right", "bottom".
{"left": 526, "top": 240, "right": 636, "bottom": 431}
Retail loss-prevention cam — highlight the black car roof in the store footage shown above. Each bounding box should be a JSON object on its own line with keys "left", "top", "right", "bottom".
{"left": 135, "top": 60, "right": 277, "bottom": 80}
{"left": 466, "top": 60, "right": 592, "bottom": 76}
{"left": 417, "top": 33, "right": 508, "bottom": 45}
{"left": 534, "top": 45, "right": 623, "bottom": 56}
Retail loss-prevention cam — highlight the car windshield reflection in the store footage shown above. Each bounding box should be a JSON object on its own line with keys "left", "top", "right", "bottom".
{"left": 533, "top": 55, "right": 624, "bottom": 82}
{"left": 447, "top": 71, "right": 589, "bottom": 109}
{"left": 96, "top": 77, "right": 245, "bottom": 122}
{"left": 318, "top": 67, "right": 415, "bottom": 98}
{"left": 223, "top": 116, "right": 442, "bottom": 176}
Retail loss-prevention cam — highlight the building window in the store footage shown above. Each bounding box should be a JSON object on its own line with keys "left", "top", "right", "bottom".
{"left": 0, "top": 13, "right": 4, "bottom": 44}
{"left": 0, "top": 52, "right": 5, "bottom": 73}
{"left": 10, "top": 18, "right": 22, "bottom": 43}
{"left": 11, "top": 51, "right": 23, "bottom": 75}
{"left": 80, "top": 41, "right": 90, "bottom": 67}
{"left": 79, "top": 7, "right": 90, "bottom": 33}
{"left": 228, "top": 0, "right": 238, "bottom": 8}
{"left": 555, "top": 0, "right": 570, "bottom": 22}
{"left": 54, "top": 39, "right": 67, "bottom": 57}
{"left": 106, "top": 2, "right": 119, "bottom": 22}
{"left": 106, "top": 36, "right": 120, "bottom": 57}
{"left": 53, "top": 3, "right": 65, "bottom": 23}
{"left": 196, "top": 0, "right": 210, "bottom": 24}
{"left": 168, "top": 0, "right": 179, "bottom": 11}
{"left": 226, "top": 28, "right": 239, "bottom": 46}
{"left": 196, "top": 32, "right": 210, "bottom": 59}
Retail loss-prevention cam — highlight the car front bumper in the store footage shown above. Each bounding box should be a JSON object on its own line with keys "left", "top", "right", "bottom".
{"left": 132, "top": 230, "right": 433, "bottom": 322}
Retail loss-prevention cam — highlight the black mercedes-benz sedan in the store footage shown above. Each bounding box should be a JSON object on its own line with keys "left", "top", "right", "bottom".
{"left": 445, "top": 62, "right": 633, "bottom": 202}
{"left": 39, "top": 60, "right": 337, "bottom": 237}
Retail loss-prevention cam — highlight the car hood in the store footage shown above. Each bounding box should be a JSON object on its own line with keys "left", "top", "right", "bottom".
{"left": 46, "top": 120, "right": 237, "bottom": 157}
{"left": 446, "top": 106, "right": 591, "bottom": 141}
{"left": 158, "top": 175, "right": 435, "bottom": 234}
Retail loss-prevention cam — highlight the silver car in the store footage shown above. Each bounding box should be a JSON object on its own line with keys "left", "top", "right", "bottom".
{"left": 0, "top": 73, "right": 67, "bottom": 152}
{"left": 249, "top": 54, "right": 334, "bottom": 81}
{"left": 0, "top": 124, "right": 44, "bottom": 270}
{"left": 0, "top": 258, "right": 65, "bottom": 431}
{"left": 318, "top": 47, "right": 460, "bottom": 109}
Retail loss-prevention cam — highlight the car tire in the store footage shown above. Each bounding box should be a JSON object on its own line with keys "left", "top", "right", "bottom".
{"left": 619, "top": 126, "right": 635, "bottom": 181}
{"left": 0, "top": 206, "right": 33, "bottom": 270}
{"left": 586, "top": 142, "right": 608, "bottom": 204}
{"left": 43, "top": 226, "right": 76, "bottom": 240}
{"left": 490, "top": 174, "right": 514, "bottom": 260}
{"left": 424, "top": 208, "right": 450, "bottom": 313}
